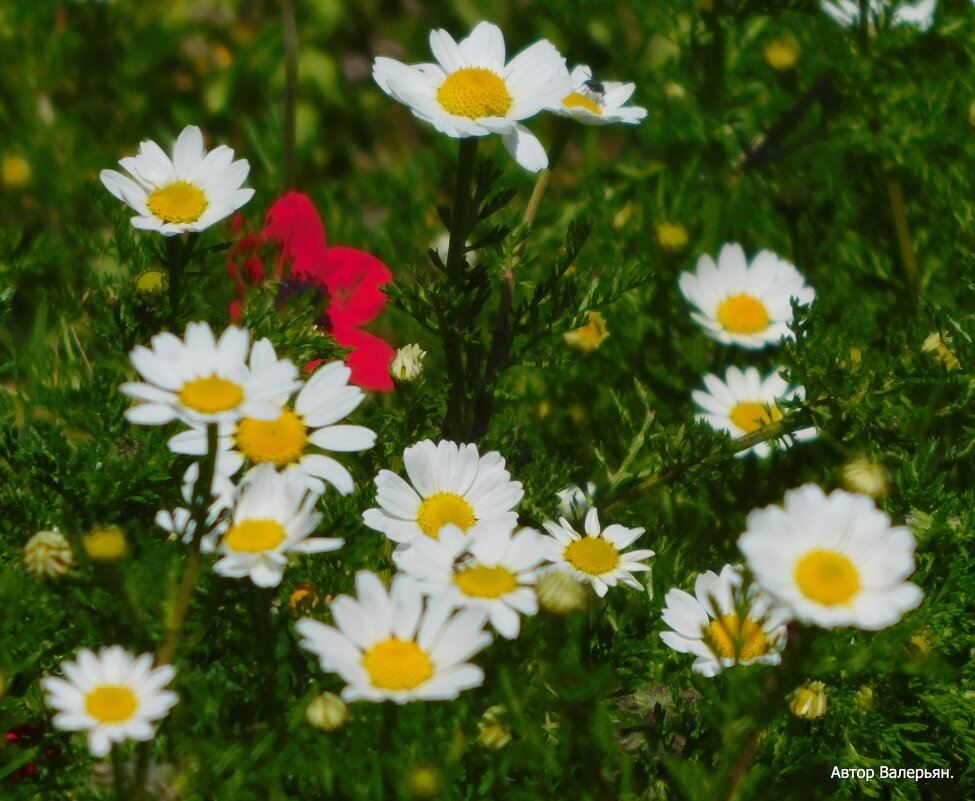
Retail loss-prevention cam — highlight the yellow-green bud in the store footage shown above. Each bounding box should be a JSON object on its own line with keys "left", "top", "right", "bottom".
{"left": 305, "top": 692, "right": 349, "bottom": 732}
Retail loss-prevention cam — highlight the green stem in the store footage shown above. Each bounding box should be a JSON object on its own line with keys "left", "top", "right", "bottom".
{"left": 445, "top": 138, "right": 478, "bottom": 283}
{"left": 441, "top": 138, "right": 479, "bottom": 439}
{"left": 112, "top": 746, "right": 129, "bottom": 801}
{"left": 520, "top": 118, "right": 574, "bottom": 236}
{"left": 282, "top": 0, "right": 298, "bottom": 190}
{"left": 166, "top": 236, "right": 183, "bottom": 317}
{"left": 885, "top": 170, "right": 921, "bottom": 302}
{"left": 602, "top": 415, "right": 810, "bottom": 515}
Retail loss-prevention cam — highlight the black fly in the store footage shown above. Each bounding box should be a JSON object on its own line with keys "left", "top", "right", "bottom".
{"left": 583, "top": 78, "right": 606, "bottom": 96}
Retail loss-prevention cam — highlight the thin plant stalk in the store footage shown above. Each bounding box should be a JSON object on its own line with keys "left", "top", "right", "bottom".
{"left": 282, "top": 0, "right": 299, "bottom": 190}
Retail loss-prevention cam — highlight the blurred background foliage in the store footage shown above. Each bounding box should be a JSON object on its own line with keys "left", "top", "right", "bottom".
{"left": 2, "top": 0, "right": 975, "bottom": 799}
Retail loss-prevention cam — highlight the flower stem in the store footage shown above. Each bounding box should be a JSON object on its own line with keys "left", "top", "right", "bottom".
{"left": 521, "top": 118, "right": 573, "bottom": 235}
{"left": 166, "top": 236, "right": 183, "bottom": 316}
{"left": 282, "top": 0, "right": 298, "bottom": 190}
{"left": 157, "top": 422, "right": 218, "bottom": 666}
{"left": 602, "top": 415, "right": 811, "bottom": 515}
{"left": 885, "top": 170, "right": 921, "bottom": 302}
{"left": 442, "top": 138, "right": 478, "bottom": 438}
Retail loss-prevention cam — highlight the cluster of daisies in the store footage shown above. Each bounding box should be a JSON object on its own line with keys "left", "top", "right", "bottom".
{"left": 300, "top": 438, "right": 655, "bottom": 703}
{"left": 40, "top": 322, "right": 658, "bottom": 752}
{"left": 660, "top": 484, "right": 923, "bottom": 676}
{"left": 679, "top": 242, "right": 817, "bottom": 458}
{"left": 373, "top": 20, "right": 647, "bottom": 172}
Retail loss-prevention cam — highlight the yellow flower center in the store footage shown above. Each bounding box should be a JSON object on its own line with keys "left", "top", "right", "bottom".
{"left": 84, "top": 528, "right": 128, "bottom": 562}
{"left": 794, "top": 550, "right": 861, "bottom": 606}
{"left": 454, "top": 565, "right": 518, "bottom": 599}
{"left": 235, "top": 409, "right": 308, "bottom": 467}
{"left": 437, "top": 68, "right": 512, "bottom": 119}
{"left": 146, "top": 180, "right": 208, "bottom": 224}
{"left": 564, "top": 537, "right": 619, "bottom": 576}
{"left": 361, "top": 638, "right": 434, "bottom": 691}
{"left": 85, "top": 685, "right": 138, "bottom": 724}
{"left": 706, "top": 614, "right": 769, "bottom": 661}
{"left": 563, "top": 91, "right": 603, "bottom": 115}
{"left": 716, "top": 294, "right": 770, "bottom": 335}
{"left": 224, "top": 519, "right": 287, "bottom": 553}
{"left": 417, "top": 493, "right": 476, "bottom": 539}
{"left": 178, "top": 375, "right": 244, "bottom": 415}
{"left": 729, "top": 401, "right": 782, "bottom": 434}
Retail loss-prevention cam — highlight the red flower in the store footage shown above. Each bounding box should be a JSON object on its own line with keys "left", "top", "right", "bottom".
{"left": 228, "top": 192, "right": 395, "bottom": 391}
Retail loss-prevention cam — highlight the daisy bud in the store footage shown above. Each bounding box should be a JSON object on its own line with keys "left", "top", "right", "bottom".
{"left": 763, "top": 39, "right": 799, "bottom": 71}
{"left": 536, "top": 570, "right": 588, "bottom": 614}
{"left": 840, "top": 457, "right": 890, "bottom": 499}
{"left": 24, "top": 530, "right": 73, "bottom": 579}
{"left": 390, "top": 344, "right": 427, "bottom": 383}
{"left": 2, "top": 154, "right": 31, "bottom": 188}
{"left": 477, "top": 704, "right": 512, "bottom": 751}
{"left": 790, "top": 680, "right": 827, "bottom": 720}
{"left": 134, "top": 269, "right": 168, "bottom": 296}
{"left": 84, "top": 525, "right": 128, "bottom": 563}
{"left": 563, "top": 311, "right": 609, "bottom": 352}
{"left": 405, "top": 765, "right": 444, "bottom": 799}
{"left": 305, "top": 692, "right": 349, "bottom": 732}
{"left": 656, "top": 222, "right": 689, "bottom": 252}
{"left": 855, "top": 685, "right": 876, "bottom": 710}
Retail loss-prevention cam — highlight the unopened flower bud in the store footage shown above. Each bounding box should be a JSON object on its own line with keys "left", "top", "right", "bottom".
{"left": 305, "top": 692, "right": 349, "bottom": 732}
{"left": 763, "top": 39, "right": 799, "bottom": 71}
{"left": 656, "top": 222, "right": 689, "bottom": 252}
{"left": 790, "top": 680, "right": 827, "bottom": 719}
{"left": 405, "top": 764, "right": 444, "bottom": 798}
{"left": 24, "top": 530, "right": 73, "bottom": 579}
{"left": 2, "top": 155, "right": 31, "bottom": 188}
{"left": 840, "top": 457, "right": 889, "bottom": 499}
{"left": 84, "top": 525, "right": 128, "bottom": 563}
{"left": 391, "top": 344, "right": 427, "bottom": 383}
{"left": 564, "top": 311, "right": 609, "bottom": 352}
{"left": 536, "top": 570, "right": 588, "bottom": 614}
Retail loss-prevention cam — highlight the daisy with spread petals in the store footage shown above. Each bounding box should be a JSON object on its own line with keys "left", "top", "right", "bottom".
{"left": 693, "top": 366, "right": 817, "bottom": 457}
{"left": 821, "top": 0, "right": 936, "bottom": 31}
{"left": 100, "top": 125, "right": 254, "bottom": 236}
{"left": 362, "top": 439, "right": 523, "bottom": 546}
{"left": 41, "top": 646, "right": 178, "bottom": 757}
{"left": 372, "top": 21, "right": 572, "bottom": 172}
{"left": 660, "top": 564, "right": 788, "bottom": 677}
{"left": 169, "top": 347, "right": 375, "bottom": 496}
{"left": 557, "top": 65, "right": 647, "bottom": 125}
{"left": 738, "top": 485, "right": 924, "bottom": 630}
{"left": 213, "top": 464, "right": 342, "bottom": 588}
{"left": 679, "top": 243, "right": 815, "bottom": 349}
{"left": 121, "top": 322, "right": 300, "bottom": 427}
{"left": 296, "top": 571, "right": 492, "bottom": 703}
{"left": 393, "top": 523, "right": 545, "bottom": 639}
{"left": 540, "top": 507, "right": 654, "bottom": 597}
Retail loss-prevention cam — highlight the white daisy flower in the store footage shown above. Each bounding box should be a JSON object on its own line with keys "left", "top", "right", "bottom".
{"left": 362, "top": 439, "right": 523, "bottom": 546}
{"left": 659, "top": 564, "right": 788, "bottom": 677}
{"left": 679, "top": 243, "right": 815, "bottom": 349}
{"left": 393, "top": 522, "right": 545, "bottom": 639}
{"left": 372, "top": 21, "right": 572, "bottom": 172}
{"left": 692, "top": 366, "right": 817, "bottom": 457}
{"left": 121, "top": 322, "right": 301, "bottom": 427}
{"left": 100, "top": 125, "right": 254, "bottom": 236}
{"left": 738, "top": 484, "right": 924, "bottom": 630}
{"left": 169, "top": 355, "right": 375, "bottom": 496}
{"left": 540, "top": 507, "right": 654, "bottom": 597}
{"left": 213, "top": 463, "right": 342, "bottom": 588}
{"left": 296, "top": 571, "right": 493, "bottom": 704}
{"left": 41, "top": 646, "right": 178, "bottom": 757}
{"left": 557, "top": 65, "right": 647, "bottom": 126}
{"left": 821, "top": 0, "right": 936, "bottom": 31}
